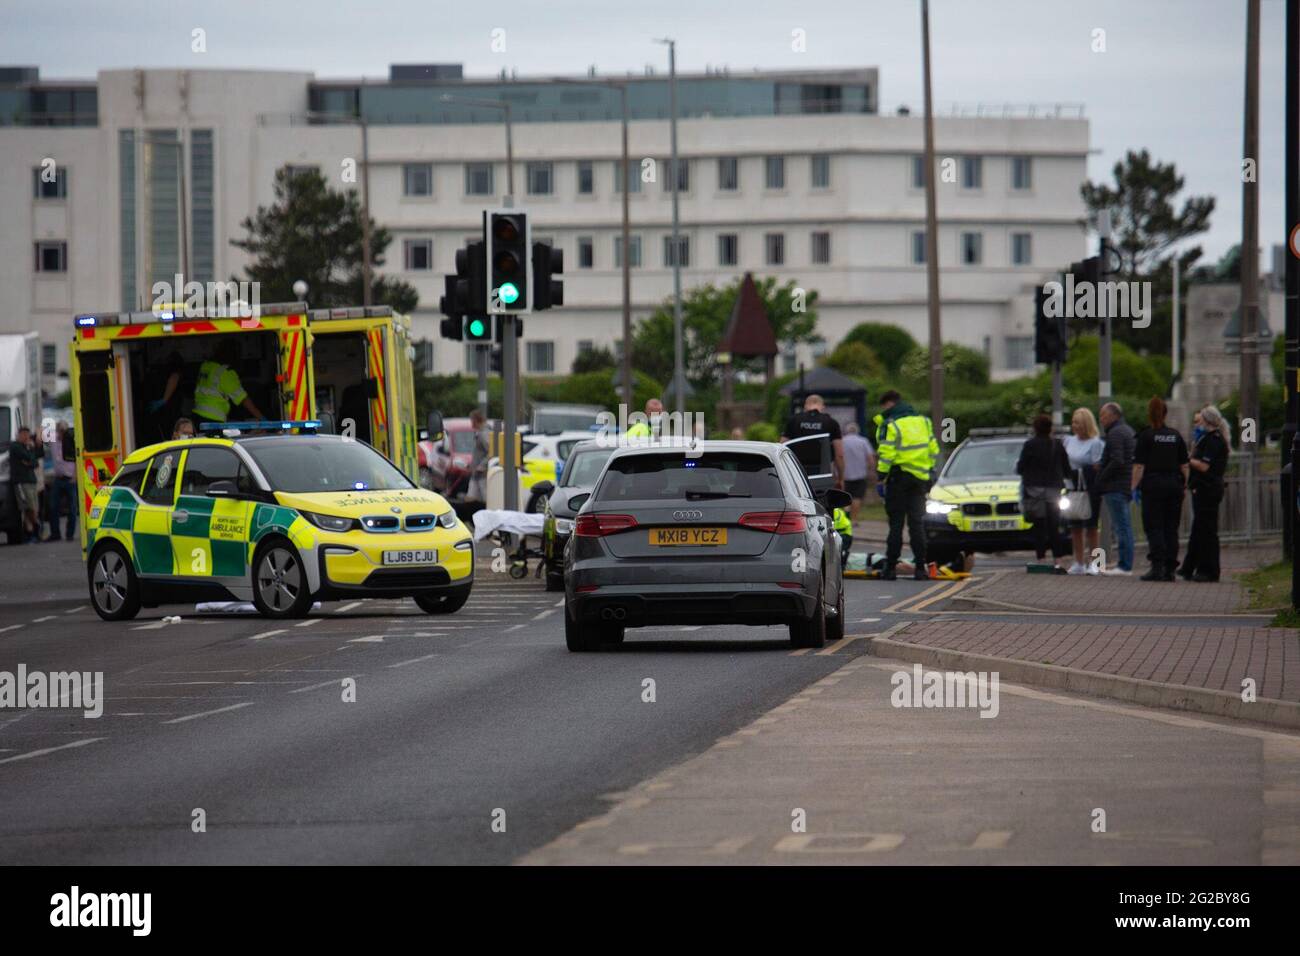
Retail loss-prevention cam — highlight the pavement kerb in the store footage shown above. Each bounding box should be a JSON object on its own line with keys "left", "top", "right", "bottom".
{"left": 870, "top": 628, "right": 1300, "bottom": 732}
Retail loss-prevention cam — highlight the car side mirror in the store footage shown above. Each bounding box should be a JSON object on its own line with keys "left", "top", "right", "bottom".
{"left": 426, "top": 410, "right": 445, "bottom": 443}
{"left": 568, "top": 492, "right": 591, "bottom": 511}
{"left": 822, "top": 488, "right": 852, "bottom": 512}
{"left": 207, "top": 479, "right": 239, "bottom": 498}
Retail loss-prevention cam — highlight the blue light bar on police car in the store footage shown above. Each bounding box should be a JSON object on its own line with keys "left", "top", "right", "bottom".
{"left": 198, "top": 420, "right": 322, "bottom": 434}
{"left": 75, "top": 315, "right": 97, "bottom": 327}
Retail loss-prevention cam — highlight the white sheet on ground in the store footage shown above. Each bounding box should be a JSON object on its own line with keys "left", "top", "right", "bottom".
{"left": 471, "top": 509, "right": 547, "bottom": 541}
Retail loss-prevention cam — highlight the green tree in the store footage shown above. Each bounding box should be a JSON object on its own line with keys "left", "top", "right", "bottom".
{"left": 900, "top": 342, "right": 989, "bottom": 389}
{"left": 231, "top": 166, "right": 417, "bottom": 313}
{"left": 1060, "top": 336, "right": 1167, "bottom": 397}
{"left": 631, "top": 277, "right": 819, "bottom": 390}
{"left": 823, "top": 341, "right": 884, "bottom": 380}
{"left": 571, "top": 345, "right": 616, "bottom": 375}
{"left": 1080, "top": 150, "right": 1215, "bottom": 356}
{"left": 840, "top": 323, "right": 919, "bottom": 374}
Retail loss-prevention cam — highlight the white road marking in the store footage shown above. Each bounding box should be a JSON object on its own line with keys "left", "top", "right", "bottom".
{"left": 290, "top": 678, "right": 355, "bottom": 694}
{"left": 334, "top": 602, "right": 363, "bottom": 613}
{"left": 532, "top": 608, "right": 557, "bottom": 621}
{"left": 506, "top": 624, "right": 527, "bottom": 632}
{"left": 0, "top": 624, "right": 22, "bottom": 635}
{"left": 32, "top": 615, "right": 58, "bottom": 623}
{"left": 858, "top": 617, "right": 882, "bottom": 623}
{"left": 63, "top": 606, "right": 87, "bottom": 614}
{"left": 0, "top": 737, "right": 106, "bottom": 766}
{"left": 295, "top": 619, "right": 321, "bottom": 628}
{"left": 162, "top": 702, "right": 255, "bottom": 724}
{"left": 249, "top": 629, "right": 286, "bottom": 641}
{"left": 349, "top": 635, "right": 385, "bottom": 643}
{"left": 389, "top": 652, "right": 441, "bottom": 668}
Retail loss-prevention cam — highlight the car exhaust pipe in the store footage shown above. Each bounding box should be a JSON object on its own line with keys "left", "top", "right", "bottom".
{"left": 600, "top": 608, "right": 614, "bottom": 621}
{"left": 612, "top": 608, "right": 626, "bottom": 621}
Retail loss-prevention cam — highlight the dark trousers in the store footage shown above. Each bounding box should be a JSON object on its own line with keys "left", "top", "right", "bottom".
{"left": 1180, "top": 485, "right": 1222, "bottom": 579}
{"left": 885, "top": 472, "right": 927, "bottom": 568}
{"left": 46, "top": 476, "right": 77, "bottom": 540}
{"left": 1031, "top": 497, "right": 1069, "bottom": 559}
{"left": 1140, "top": 476, "right": 1184, "bottom": 569}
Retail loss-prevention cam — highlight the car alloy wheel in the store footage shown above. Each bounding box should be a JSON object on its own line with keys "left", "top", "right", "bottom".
{"left": 252, "top": 543, "right": 311, "bottom": 618}
{"left": 89, "top": 544, "right": 142, "bottom": 621}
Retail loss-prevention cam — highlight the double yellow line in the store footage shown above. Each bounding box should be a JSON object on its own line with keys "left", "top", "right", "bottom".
{"left": 882, "top": 578, "right": 972, "bottom": 614}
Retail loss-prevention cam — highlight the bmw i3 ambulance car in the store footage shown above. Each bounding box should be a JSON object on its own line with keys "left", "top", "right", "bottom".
{"left": 83, "top": 425, "right": 473, "bottom": 621}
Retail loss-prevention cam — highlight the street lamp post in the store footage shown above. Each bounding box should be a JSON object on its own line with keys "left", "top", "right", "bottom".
{"left": 656, "top": 37, "right": 685, "bottom": 416}
{"left": 919, "top": 3, "right": 943, "bottom": 430}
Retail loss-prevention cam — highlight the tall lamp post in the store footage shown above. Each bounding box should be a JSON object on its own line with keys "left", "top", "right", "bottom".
{"left": 655, "top": 37, "right": 685, "bottom": 415}
{"left": 919, "top": 2, "right": 943, "bottom": 429}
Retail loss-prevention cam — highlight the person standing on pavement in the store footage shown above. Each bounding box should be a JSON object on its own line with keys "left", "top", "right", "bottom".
{"left": 46, "top": 420, "right": 77, "bottom": 542}
{"left": 1096, "top": 401, "right": 1137, "bottom": 575}
{"left": 840, "top": 422, "right": 876, "bottom": 523}
{"left": 466, "top": 409, "right": 491, "bottom": 503}
{"left": 7, "top": 426, "right": 41, "bottom": 543}
{"left": 1131, "top": 396, "right": 1189, "bottom": 582}
{"left": 1063, "top": 407, "right": 1105, "bottom": 575}
{"left": 1016, "top": 413, "right": 1072, "bottom": 569}
{"left": 1178, "top": 405, "right": 1230, "bottom": 582}
{"left": 781, "top": 394, "right": 846, "bottom": 489}
{"left": 874, "top": 390, "right": 939, "bottom": 581}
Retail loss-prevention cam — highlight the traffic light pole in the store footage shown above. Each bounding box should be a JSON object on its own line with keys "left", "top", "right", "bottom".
{"left": 502, "top": 315, "right": 519, "bottom": 513}
{"left": 477, "top": 344, "right": 488, "bottom": 421}
{"left": 1052, "top": 361, "right": 1063, "bottom": 427}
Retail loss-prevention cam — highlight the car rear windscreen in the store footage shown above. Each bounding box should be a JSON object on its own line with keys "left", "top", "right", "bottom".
{"left": 595, "top": 452, "right": 782, "bottom": 502}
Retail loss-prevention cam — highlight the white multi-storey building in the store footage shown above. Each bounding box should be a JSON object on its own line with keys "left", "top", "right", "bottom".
{"left": 0, "top": 63, "right": 1089, "bottom": 393}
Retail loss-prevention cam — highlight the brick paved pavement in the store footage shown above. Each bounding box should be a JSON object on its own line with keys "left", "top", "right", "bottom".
{"left": 948, "top": 569, "right": 1248, "bottom": 616}
{"left": 893, "top": 620, "right": 1300, "bottom": 703}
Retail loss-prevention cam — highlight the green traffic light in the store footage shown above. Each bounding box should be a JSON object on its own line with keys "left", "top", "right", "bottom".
{"left": 467, "top": 317, "right": 487, "bottom": 338}
{"left": 498, "top": 283, "right": 520, "bottom": 305}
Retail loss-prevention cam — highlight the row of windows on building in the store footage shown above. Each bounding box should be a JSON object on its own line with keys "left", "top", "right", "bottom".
{"left": 398, "top": 153, "right": 1034, "bottom": 198}
{"left": 399, "top": 228, "right": 1034, "bottom": 273}
{"left": 415, "top": 330, "right": 1040, "bottom": 377}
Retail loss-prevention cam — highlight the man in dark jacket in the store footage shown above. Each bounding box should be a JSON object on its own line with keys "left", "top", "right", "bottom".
{"left": 1096, "top": 402, "right": 1136, "bottom": 574}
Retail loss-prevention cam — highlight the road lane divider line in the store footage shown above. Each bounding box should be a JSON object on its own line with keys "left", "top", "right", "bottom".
{"left": 290, "top": 678, "right": 357, "bottom": 694}
{"left": 334, "top": 602, "right": 363, "bottom": 613}
{"left": 249, "top": 629, "right": 286, "bottom": 641}
{"left": 162, "top": 702, "right": 254, "bottom": 724}
{"left": 389, "top": 652, "right": 441, "bottom": 668}
{"left": 0, "top": 624, "right": 22, "bottom": 635}
{"left": 532, "top": 608, "right": 557, "bottom": 621}
{"left": 295, "top": 619, "right": 321, "bottom": 627}
{"left": 63, "top": 606, "right": 87, "bottom": 614}
{"left": 32, "top": 615, "right": 57, "bottom": 623}
{"left": 0, "top": 737, "right": 106, "bottom": 765}
{"left": 909, "top": 579, "right": 971, "bottom": 612}
{"left": 881, "top": 581, "right": 946, "bottom": 614}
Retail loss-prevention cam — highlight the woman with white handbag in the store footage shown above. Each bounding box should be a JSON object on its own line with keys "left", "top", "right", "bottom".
{"left": 1063, "top": 407, "right": 1105, "bottom": 575}
{"left": 1016, "top": 414, "right": 1072, "bottom": 570}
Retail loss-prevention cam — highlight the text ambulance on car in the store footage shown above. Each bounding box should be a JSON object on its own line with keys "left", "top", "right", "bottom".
{"left": 69, "top": 301, "right": 422, "bottom": 544}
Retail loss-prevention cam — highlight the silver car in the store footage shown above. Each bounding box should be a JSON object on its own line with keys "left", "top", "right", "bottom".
{"left": 563, "top": 440, "right": 851, "bottom": 651}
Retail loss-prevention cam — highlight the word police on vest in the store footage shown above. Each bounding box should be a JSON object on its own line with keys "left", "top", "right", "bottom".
{"left": 50, "top": 887, "right": 151, "bottom": 936}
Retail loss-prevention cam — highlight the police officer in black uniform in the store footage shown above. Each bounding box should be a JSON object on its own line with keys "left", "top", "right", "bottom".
{"left": 781, "top": 393, "right": 845, "bottom": 489}
{"left": 1178, "top": 405, "right": 1230, "bottom": 582}
{"left": 1131, "top": 396, "right": 1190, "bottom": 581}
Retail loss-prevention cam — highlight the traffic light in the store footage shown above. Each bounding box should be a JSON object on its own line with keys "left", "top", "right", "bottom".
{"left": 531, "top": 241, "right": 563, "bottom": 311}
{"left": 1034, "top": 284, "right": 1068, "bottom": 365}
{"left": 438, "top": 241, "right": 487, "bottom": 339}
{"left": 464, "top": 315, "right": 491, "bottom": 343}
{"left": 1068, "top": 256, "right": 1101, "bottom": 287}
{"left": 487, "top": 210, "right": 529, "bottom": 313}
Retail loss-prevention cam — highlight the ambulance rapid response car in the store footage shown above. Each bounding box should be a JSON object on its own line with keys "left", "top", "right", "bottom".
{"left": 84, "top": 428, "right": 473, "bottom": 621}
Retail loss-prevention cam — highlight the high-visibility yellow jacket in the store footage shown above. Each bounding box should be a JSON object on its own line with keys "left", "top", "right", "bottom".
{"left": 625, "top": 421, "right": 651, "bottom": 438}
{"left": 192, "top": 361, "right": 247, "bottom": 423}
{"left": 832, "top": 507, "right": 852, "bottom": 534}
{"left": 876, "top": 406, "right": 939, "bottom": 482}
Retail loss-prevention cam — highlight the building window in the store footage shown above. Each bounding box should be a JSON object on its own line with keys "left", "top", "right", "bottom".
{"left": 1011, "top": 156, "right": 1033, "bottom": 191}
{"left": 765, "top": 155, "right": 786, "bottom": 189}
{"left": 33, "top": 166, "right": 68, "bottom": 199}
{"left": 961, "top": 231, "right": 983, "bottom": 265}
{"left": 961, "top": 156, "right": 983, "bottom": 190}
{"left": 577, "top": 160, "right": 594, "bottom": 195}
{"left": 911, "top": 230, "right": 927, "bottom": 265}
{"left": 718, "top": 156, "right": 738, "bottom": 191}
{"left": 782, "top": 349, "right": 798, "bottom": 374}
{"left": 1011, "top": 232, "right": 1032, "bottom": 265}
{"left": 41, "top": 344, "right": 57, "bottom": 376}
{"left": 465, "top": 163, "right": 494, "bottom": 196}
{"left": 911, "top": 155, "right": 925, "bottom": 189}
{"left": 464, "top": 343, "right": 487, "bottom": 373}
{"left": 414, "top": 340, "right": 434, "bottom": 375}
{"left": 663, "top": 235, "right": 690, "bottom": 268}
{"left": 1005, "top": 336, "right": 1034, "bottom": 370}
{"left": 403, "top": 238, "right": 433, "bottom": 271}
{"left": 662, "top": 158, "right": 689, "bottom": 193}
{"left": 614, "top": 235, "right": 641, "bottom": 268}
{"left": 526, "top": 162, "right": 554, "bottom": 195}
{"left": 34, "top": 241, "right": 67, "bottom": 273}
{"left": 577, "top": 236, "right": 594, "bottom": 269}
{"left": 577, "top": 339, "right": 594, "bottom": 355}
{"left": 526, "top": 341, "right": 555, "bottom": 374}
{"left": 718, "top": 233, "right": 738, "bottom": 267}
{"left": 613, "top": 160, "right": 642, "bottom": 193}
{"left": 403, "top": 163, "right": 433, "bottom": 197}
{"left": 811, "top": 154, "right": 830, "bottom": 189}
{"left": 283, "top": 164, "right": 319, "bottom": 180}
{"left": 765, "top": 233, "right": 785, "bottom": 266}
{"left": 811, "top": 231, "right": 831, "bottom": 264}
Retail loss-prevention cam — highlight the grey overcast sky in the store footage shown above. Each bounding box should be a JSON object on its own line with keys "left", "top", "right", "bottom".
{"left": 1, "top": 0, "right": 1289, "bottom": 264}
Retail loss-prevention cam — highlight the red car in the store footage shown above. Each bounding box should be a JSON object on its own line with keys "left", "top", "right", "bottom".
{"left": 418, "top": 417, "right": 477, "bottom": 497}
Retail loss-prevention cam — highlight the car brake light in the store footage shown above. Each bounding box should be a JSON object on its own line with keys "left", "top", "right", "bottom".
{"left": 574, "top": 513, "right": 638, "bottom": 537}
{"left": 738, "top": 511, "right": 807, "bottom": 534}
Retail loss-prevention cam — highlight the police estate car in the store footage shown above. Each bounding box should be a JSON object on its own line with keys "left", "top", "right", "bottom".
{"left": 84, "top": 426, "right": 473, "bottom": 621}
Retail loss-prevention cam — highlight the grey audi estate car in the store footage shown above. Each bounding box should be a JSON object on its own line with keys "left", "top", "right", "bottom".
{"left": 562, "top": 440, "right": 851, "bottom": 652}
